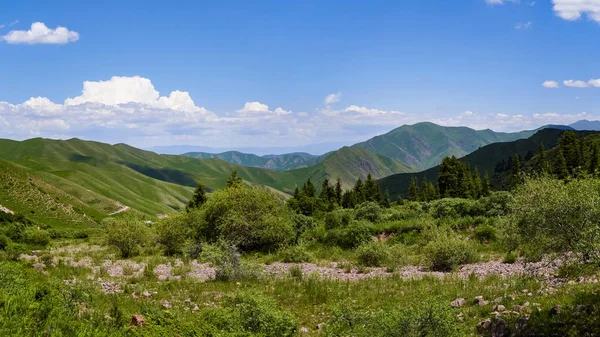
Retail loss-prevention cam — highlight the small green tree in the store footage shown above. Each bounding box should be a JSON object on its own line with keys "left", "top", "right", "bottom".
{"left": 554, "top": 147, "right": 569, "bottom": 180}
{"left": 481, "top": 172, "right": 491, "bottom": 196}
{"left": 227, "top": 169, "right": 244, "bottom": 188}
{"left": 335, "top": 178, "right": 343, "bottom": 205}
{"left": 106, "top": 217, "right": 151, "bottom": 258}
{"left": 186, "top": 183, "right": 207, "bottom": 212}
{"left": 589, "top": 144, "right": 600, "bottom": 175}
{"left": 408, "top": 176, "right": 420, "bottom": 201}
{"left": 155, "top": 213, "right": 188, "bottom": 255}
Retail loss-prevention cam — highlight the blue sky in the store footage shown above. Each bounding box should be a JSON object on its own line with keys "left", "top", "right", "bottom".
{"left": 1, "top": 0, "right": 599, "bottom": 152}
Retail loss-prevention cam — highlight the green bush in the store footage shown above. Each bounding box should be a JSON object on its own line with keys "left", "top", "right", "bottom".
{"left": 355, "top": 202, "right": 383, "bottom": 223}
{"left": 430, "top": 198, "right": 480, "bottom": 219}
{"left": 22, "top": 229, "right": 51, "bottom": 246}
{"left": 155, "top": 213, "right": 188, "bottom": 255}
{"left": 473, "top": 224, "right": 497, "bottom": 243}
{"left": 326, "top": 221, "right": 372, "bottom": 249}
{"left": 292, "top": 213, "right": 316, "bottom": 237}
{"left": 2, "top": 222, "right": 26, "bottom": 242}
{"left": 511, "top": 176, "right": 600, "bottom": 261}
{"left": 278, "top": 244, "right": 313, "bottom": 263}
{"left": 105, "top": 217, "right": 151, "bottom": 258}
{"left": 478, "top": 191, "right": 513, "bottom": 217}
{"left": 194, "top": 185, "right": 295, "bottom": 252}
{"left": 356, "top": 241, "right": 391, "bottom": 267}
{"left": 200, "top": 240, "right": 252, "bottom": 281}
{"left": 203, "top": 292, "right": 297, "bottom": 336}
{"left": 503, "top": 252, "right": 517, "bottom": 264}
{"left": 424, "top": 234, "right": 477, "bottom": 271}
{"left": 0, "top": 235, "right": 10, "bottom": 250}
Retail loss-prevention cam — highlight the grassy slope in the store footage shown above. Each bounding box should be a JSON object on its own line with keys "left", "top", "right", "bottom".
{"left": 377, "top": 128, "right": 580, "bottom": 200}
{"left": 183, "top": 151, "right": 318, "bottom": 171}
{"left": 353, "top": 122, "right": 536, "bottom": 171}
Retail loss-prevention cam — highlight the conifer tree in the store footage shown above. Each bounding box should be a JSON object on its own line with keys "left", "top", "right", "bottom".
{"left": 589, "top": 144, "right": 599, "bottom": 175}
{"left": 510, "top": 154, "right": 522, "bottom": 189}
{"left": 364, "top": 173, "right": 381, "bottom": 202}
{"left": 408, "top": 176, "right": 420, "bottom": 201}
{"left": 293, "top": 186, "right": 300, "bottom": 199}
{"left": 226, "top": 169, "right": 243, "bottom": 188}
{"left": 381, "top": 189, "right": 391, "bottom": 208}
{"left": 536, "top": 144, "right": 551, "bottom": 174}
{"left": 554, "top": 147, "right": 569, "bottom": 180}
{"left": 481, "top": 172, "right": 491, "bottom": 197}
{"left": 186, "top": 183, "right": 207, "bottom": 212}
{"left": 353, "top": 178, "right": 366, "bottom": 204}
{"left": 420, "top": 179, "right": 437, "bottom": 202}
{"left": 472, "top": 167, "right": 483, "bottom": 199}
{"left": 302, "top": 179, "right": 316, "bottom": 198}
{"left": 335, "top": 178, "right": 343, "bottom": 205}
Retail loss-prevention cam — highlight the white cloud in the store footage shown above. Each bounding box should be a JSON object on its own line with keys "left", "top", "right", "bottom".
{"left": 324, "top": 92, "right": 342, "bottom": 106}
{"left": 515, "top": 21, "right": 533, "bottom": 29}
{"left": 65, "top": 76, "right": 160, "bottom": 106}
{"left": 273, "top": 107, "right": 292, "bottom": 115}
{"left": 344, "top": 105, "right": 404, "bottom": 116}
{"left": 485, "top": 0, "right": 520, "bottom": 4}
{"left": 552, "top": 0, "right": 600, "bottom": 22}
{"left": 589, "top": 78, "right": 600, "bottom": 87}
{"left": 542, "top": 80, "right": 560, "bottom": 88}
{"left": 564, "top": 79, "right": 590, "bottom": 88}
{"left": 2, "top": 22, "right": 79, "bottom": 44}
{"left": 237, "top": 101, "right": 270, "bottom": 113}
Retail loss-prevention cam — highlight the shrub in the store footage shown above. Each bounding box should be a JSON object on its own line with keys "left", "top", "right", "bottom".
{"left": 3, "top": 222, "right": 26, "bottom": 241}
{"left": 22, "top": 229, "right": 51, "bottom": 246}
{"left": 326, "top": 221, "right": 372, "bottom": 249}
{"left": 0, "top": 235, "right": 10, "bottom": 250}
{"left": 155, "top": 213, "right": 188, "bottom": 255}
{"left": 324, "top": 209, "right": 354, "bottom": 229}
{"left": 203, "top": 292, "right": 297, "bottom": 337}
{"left": 511, "top": 176, "right": 600, "bottom": 261}
{"left": 200, "top": 240, "right": 251, "bottom": 281}
{"left": 503, "top": 252, "right": 517, "bottom": 264}
{"left": 473, "top": 224, "right": 497, "bottom": 243}
{"left": 356, "top": 241, "right": 391, "bottom": 267}
{"left": 478, "top": 191, "right": 513, "bottom": 217}
{"left": 430, "top": 198, "right": 479, "bottom": 218}
{"left": 355, "top": 202, "right": 383, "bottom": 223}
{"left": 105, "top": 217, "right": 151, "bottom": 258}
{"left": 278, "top": 244, "right": 313, "bottom": 263}
{"left": 292, "top": 214, "right": 315, "bottom": 237}
{"left": 72, "top": 231, "right": 89, "bottom": 239}
{"left": 194, "top": 185, "right": 295, "bottom": 252}
{"left": 424, "top": 235, "right": 477, "bottom": 271}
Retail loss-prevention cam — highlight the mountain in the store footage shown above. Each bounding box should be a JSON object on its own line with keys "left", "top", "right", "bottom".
{"left": 183, "top": 151, "right": 318, "bottom": 171}
{"left": 570, "top": 120, "right": 600, "bottom": 131}
{"left": 353, "top": 122, "right": 537, "bottom": 171}
{"left": 377, "top": 128, "right": 586, "bottom": 200}
{"left": 0, "top": 138, "right": 413, "bottom": 222}
{"left": 147, "top": 142, "right": 347, "bottom": 156}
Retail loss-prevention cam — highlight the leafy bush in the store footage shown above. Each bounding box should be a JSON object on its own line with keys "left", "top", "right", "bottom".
{"left": 0, "top": 235, "right": 10, "bottom": 250}
{"left": 194, "top": 185, "right": 295, "bottom": 252}
{"left": 105, "top": 217, "right": 151, "bottom": 258}
{"left": 203, "top": 292, "right": 297, "bottom": 336}
{"left": 278, "top": 244, "right": 313, "bottom": 263}
{"left": 478, "top": 191, "right": 513, "bottom": 217}
{"left": 503, "top": 252, "right": 517, "bottom": 264}
{"left": 155, "top": 213, "right": 188, "bottom": 255}
{"left": 326, "top": 221, "right": 372, "bottom": 249}
{"left": 292, "top": 213, "right": 316, "bottom": 237}
{"left": 430, "top": 198, "right": 480, "bottom": 219}
{"left": 200, "top": 240, "right": 252, "bottom": 281}
{"left": 424, "top": 234, "right": 477, "bottom": 271}
{"left": 473, "top": 224, "right": 497, "bottom": 243}
{"left": 2, "top": 222, "right": 26, "bottom": 242}
{"left": 22, "top": 229, "right": 51, "bottom": 246}
{"left": 355, "top": 202, "right": 383, "bottom": 223}
{"left": 356, "top": 241, "right": 391, "bottom": 267}
{"left": 511, "top": 176, "right": 600, "bottom": 261}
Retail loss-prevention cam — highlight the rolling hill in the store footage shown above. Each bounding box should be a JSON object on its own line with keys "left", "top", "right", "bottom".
{"left": 377, "top": 128, "right": 591, "bottom": 200}
{"left": 353, "top": 122, "right": 537, "bottom": 170}
{"left": 570, "top": 120, "right": 600, "bottom": 131}
{"left": 183, "top": 151, "right": 318, "bottom": 171}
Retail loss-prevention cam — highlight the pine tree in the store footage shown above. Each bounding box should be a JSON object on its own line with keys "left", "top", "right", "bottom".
{"left": 420, "top": 179, "right": 437, "bottom": 202}
{"left": 536, "top": 144, "right": 551, "bottom": 174}
{"left": 381, "top": 189, "right": 391, "bottom": 208}
{"left": 408, "top": 176, "right": 420, "bottom": 201}
{"left": 554, "top": 147, "right": 569, "bottom": 180}
{"left": 510, "top": 154, "right": 522, "bottom": 189}
{"left": 335, "top": 178, "right": 343, "bottom": 205}
{"left": 293, "top": 186, "right": 300, "bottom": 199}
{"left": 589, "top": 144, "right": 599, "bottom": 175}
{"left": 353, "top": 178, "right": 366, "bottom": 204}
{"left": 302, "top": 179, "right": 316, "bottom": 198}
{"left": 320, "top": 178, "right": 331, "bottom": 200}
{"left": 342, "top": 190, "right": 354, "bottom": 209}
{"left": 226, "top": 169, "right": 243, "bottom": 188}
{"left": 481, "top": 172, "right": 491, "bottom": 197}
{"left": 364, "top": 173, "right": 381, "bottom": 202}
{"left": 472, "top": 167, "right": 483, "bottom": 199}
{"left": 186, "top": 183, "right": 207, "bottom": 211}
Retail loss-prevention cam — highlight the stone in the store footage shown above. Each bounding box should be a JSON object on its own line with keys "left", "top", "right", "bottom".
{"left": 142, "top": 290, "right": 152, "bottom": 298}
{"left": 474, "top": 296, "right": 484, "bottom": 304}
{"left": 316, "top": 323, "right": 326, "bottom": 330}
{"left": 479, "top": 300, "right": 490, "bottom": 306}
{"left": 513, "top": 305, "right": 522, "bottom": 312}
{"left": 161, "top": 300, "right": 171, "bottom": 309}
{"left": 32, "top": 263, "right": 45, "bottom": 270}
{"left": 494, "top": 297, "right": 503, "bottom": 303}
{"left": 300, "top": 327, "right": 309, "bottom": 334}
{"left": 477, "top": 318, "right": 492, "bottom": 331}
{"left": 497, "top": 305, "right": 506, "bottom": 312}
{"left": 451, "top": 298, "right": 465, "bottom": 307}
{"left": 131, "top": 315, "right": 146, "bottom": 327}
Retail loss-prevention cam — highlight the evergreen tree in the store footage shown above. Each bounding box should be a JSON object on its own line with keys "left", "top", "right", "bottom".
{"left": 320, "top": 178, "right": 331, "bottom": 200}
{"left": 381, "top": 189, "right": 391, "bottom": 208}
{"left": 536, "top": 144, "right": 551, "bottom": 174}
{"left": 510, "top": 154, "right": 522, "bottom": 189}
{"left": 186, "top": 183, "right": 207, "bottom": 211}
{"left": 335, "top": 178, "right": 343, "bottom": 205}
{"left": 458, "top": 164, "right": 474, "bottom": 199}
{"left": 438, "top": 156, "right": 469, "bottom": 198}
{"left": 226, "top": 169, "right": 243, "bottom": 188}
{"left": 554, "top": 147, "right": 569, "bottom": 180}
{"left": 293, "top": 186, "right": 300, "bottom": 199}
{"left": 420, "top": 179, "right": 437, "bottom": 202}
{"left": 408, "top": 176, "right": 420, "bottom": 201}
{"left": 364, "top": 173, "right": 381, "bottom": 202}
{"left": 353, "top": 178, "right": 366, "bottom": 204}
{"left": 302, "top": 179, "right": 316, "bottom": 198}
{"left": 589, "top": 144, "right": 599, "bottom": 175}
{"left": 558, "top": 130, "right": 582, "bottom": 173}
{"left": 481, "top": 172, "right": 491, "bottom": 197}
{"left": 342, "top": 190, "right": 354, "bottom": 209}
{"left": 472, "top": 167, "right": 483, "bottom": 199}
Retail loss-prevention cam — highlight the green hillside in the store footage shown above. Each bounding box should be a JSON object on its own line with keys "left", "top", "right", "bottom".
{"left": 183, "top": 151, "right": 318, "bottom": 171}
{"left": 353, "top": 122, "right": 536, "bottom": 170}
{"left": 377, "top": 128, "right": 582, "bottom": 200}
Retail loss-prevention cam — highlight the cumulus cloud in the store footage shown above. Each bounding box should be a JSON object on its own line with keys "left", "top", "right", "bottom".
{"left": 237, "top": 101, "right": 270, "bottom": 113}
{"left": 324, "top": 92, "right": 342, "bottom": 106}
{"left": 344, "top": 105, "right": 404, "bottom": 116}
{"left": 485, "top": 0, "right": 520, "bottom": 4}
{"left": 2, "top": 22, "right": 79, "bottom": 44}
{"left": 564, "top": 79, "right": 590, "bottom": 88}
{"left": 552, "top": 0, "right": 600, "bottom": 22}
{"left": 589, "top": 78, "right": 600, "bottom": 87}
{"left": 542, "top": 80, "right": 560, "bottom": 88}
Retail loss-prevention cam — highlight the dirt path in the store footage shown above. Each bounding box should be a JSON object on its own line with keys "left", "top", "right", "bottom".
{"left": 0, "top": 204, "right": 14, "bottom": 214}
{"left": 108, "top": 203, "right": 130, "bottom": 216}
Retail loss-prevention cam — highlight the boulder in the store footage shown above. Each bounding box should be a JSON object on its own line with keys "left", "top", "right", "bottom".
{"left": 451, "top": 298, "right": 466, "bottom": 307}
{"left": 131, "top": 315, "right": 146, "bottom": 327}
